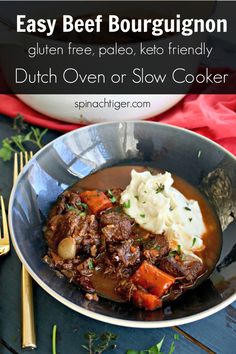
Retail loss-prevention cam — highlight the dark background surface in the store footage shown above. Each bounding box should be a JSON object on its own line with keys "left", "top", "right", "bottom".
{"left": 0, "top": 115, "right": 236, "bottom": 354}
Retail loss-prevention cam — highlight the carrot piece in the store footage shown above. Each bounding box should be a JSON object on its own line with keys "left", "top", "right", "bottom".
{"left": 132, "top": 289, "right": 162, "bottom": 311}
{"left": 130, "top": 246, "right": 137, "bottom": 253}
{"left": 80, "top": 190, "right": 112, "bottom": 214}
{"left": 132, "top": 261, "right": 175, "bottom": 297}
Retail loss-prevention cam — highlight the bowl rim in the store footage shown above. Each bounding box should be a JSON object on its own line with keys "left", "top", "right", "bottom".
{"left": 8, "top": 121, "right": 236, "bottom": 328}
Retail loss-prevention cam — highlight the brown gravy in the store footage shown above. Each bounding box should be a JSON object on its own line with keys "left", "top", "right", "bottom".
{"left": 91, "top": 270, "right": 125, "bottom": 302}
{"left": 70, "top": 165, "right": 222, "bottom": 301}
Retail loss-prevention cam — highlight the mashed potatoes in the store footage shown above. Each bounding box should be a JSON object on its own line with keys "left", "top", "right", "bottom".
{"left": 120, "top": 170, "right": 206, "bottom": 259}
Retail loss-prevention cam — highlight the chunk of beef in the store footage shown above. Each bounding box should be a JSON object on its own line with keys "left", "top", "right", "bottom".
{"left": 75, "top": 258, "right": 95, "bottom": 292}
{"left": 100, "top": 211, "right": 131, "bottom": 226}
{"left": 44, "top": 252, "right": 82, "bottom": 281}
{"left": 101, "top": 212, "right": 132, "bottom": 241}
{"left": 63, "top": 190, "right": 82, "bottom": 208}
{"left": 115, "top": 279, "right": 136, "bottom": 301}
{"left": 75, "top": 215, "right": 98, "bottom": 241}
{"left": 159, "top": 255, "right": 204, "bottom": 282}
{"left": 143, "top": 234, "right": 169, "bottom": 263}
{"left": 76, "top": 276, "right": 95, "bottom": 292}
{"left": 132, "top": 223, "right": 153, "bottom": 241}
{"left": 102, "top": 256, "right": 117, "bottom": 276}
{"left": 108, "top": 240, "right": 140, "bottom": 267}
{"left": 45, "top": 212, "right": 99, "bottom": 252}
{"left": 77, "top": 258, "right": 94, "bottom": 276}
{"left": 49, "top": 190, "right": 82, "bottom": 217}
{"left": 44, "top": 252, "right": 64, "bottom": 267}
{"left": 75, "top": 215, "right": 100, "bottom": 254}
{"left": 45, "top": 211, "right": 81, "bottom": 250}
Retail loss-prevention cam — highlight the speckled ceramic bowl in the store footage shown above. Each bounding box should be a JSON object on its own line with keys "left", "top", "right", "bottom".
{"left": 8, "top": 122, "right": 236, "bottom": 328}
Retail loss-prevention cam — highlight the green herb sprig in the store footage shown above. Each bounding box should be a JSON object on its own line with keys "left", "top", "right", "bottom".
{"left": 126, "top": 334, "right": 179, "bottom": 354}
{"left": 0, "top": 126, "right": 48, "bottom": 161}
{"left": 51, "top": 326, "right": 179, "bottom": 354}
{"left": 82, "top": 331, "right": 117, "bottom": 354}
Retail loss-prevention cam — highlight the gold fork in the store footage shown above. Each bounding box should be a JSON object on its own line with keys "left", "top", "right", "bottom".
{"left": 14, "top": 151, "right": 37, "bottom": 350}
{"left": 0, "top": 195, "right": 10, "bottom": 256}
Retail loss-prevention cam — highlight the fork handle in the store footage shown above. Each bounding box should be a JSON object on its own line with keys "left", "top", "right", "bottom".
{"left": 21, "top": 265, "right": 37, "bottom": 349}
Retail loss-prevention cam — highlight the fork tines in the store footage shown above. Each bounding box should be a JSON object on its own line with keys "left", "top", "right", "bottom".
{"left": 0, "top": 195, "right": 10, "bottom": 255}
{"left": 14, "top": 151, "right": 33, "bottom": 184}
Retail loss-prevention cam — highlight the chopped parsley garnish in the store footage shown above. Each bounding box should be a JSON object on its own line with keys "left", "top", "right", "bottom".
{"left": 66, "top": 204, "right": 78, "bottom": 212}
{"left": 140, "top": 214, "right": 145, "bottom": 218}
{"left": 134, "top": 195, "right": 139, "bottom": 201}
{"left": 110, "top": 196, "right": 116, "bottom": 203}
{"left": 77, "top": 201, "right": 88, "bottom": 209}
{"left": 123, "top": 200, "right": 131, "bottom": 208}
{"left": 107, "top": 189, "right": 113, "bottom": 196}
{"left": 192, "top": 237, "right": 197, "bottom": 248}
{"left": 144, "top": 190, "right": 147, "bottom": 193}
{"left": 88, "top": 259, "right": 94, "bottom": 270}
{"left": 66, "top": 204, "right": 86, "bottom": 216}
{"left": 169, "top": 250, "right": 178, "bottom": 257}
{"left": 107, "top": 190, "right": 116, "bottom": 203}
{"left": 169, "top": 245, "right": 182, "bottom": 258}
{"left": 156, "top": 184, "right": 165, "bottom": 194}
{"left": 177, "top": 244, "right": 181, "bottom": 255}
{"left": 189, "top": 218, "right": 192, "bottom": 222}
{"left": 135, "top": 238, "right": 144, "bottom": 243}
{"left": 184, "top": 206, "right": 191, "bottom": 211}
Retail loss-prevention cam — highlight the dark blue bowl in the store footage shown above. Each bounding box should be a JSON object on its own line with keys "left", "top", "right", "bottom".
{"left": 8, "top": 122, "right": 236, "bottom": 328}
